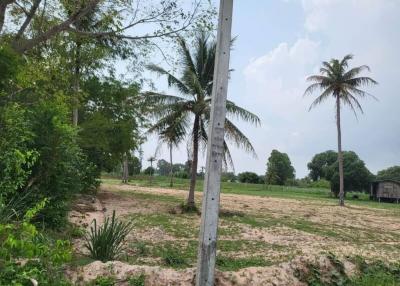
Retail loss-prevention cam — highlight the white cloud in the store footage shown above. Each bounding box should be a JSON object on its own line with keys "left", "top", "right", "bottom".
{"left": 239, "top": 0, "right": 400, "bottom": 177}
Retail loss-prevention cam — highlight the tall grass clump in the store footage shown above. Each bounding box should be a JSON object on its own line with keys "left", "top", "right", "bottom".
{"left": 85, "top": 210, "right": 133, "bottom": 262}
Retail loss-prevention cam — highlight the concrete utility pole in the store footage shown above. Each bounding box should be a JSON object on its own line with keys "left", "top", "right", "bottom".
{"left": 195, "top": 0, "right": 233, "bottom": 285}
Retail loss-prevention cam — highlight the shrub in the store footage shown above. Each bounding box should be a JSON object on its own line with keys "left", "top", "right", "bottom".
{"left": 0, "top": 201, "right": 72, "bottom": 285}
{"left": 128, "top": 274, "right": 146, "bottom": 286}
{"left": 238, "top": 172, "right": 262, "bottom": 184}
{"left": 85, "top": 210, "right": 133, "bottom": 262}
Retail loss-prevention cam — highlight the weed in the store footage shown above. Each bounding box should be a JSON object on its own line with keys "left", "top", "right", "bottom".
{"left": 85, "top": 210, "right": 133, "bottom": 262}
{"left": 128, "top": 273, "right": 146, "bottom": 286}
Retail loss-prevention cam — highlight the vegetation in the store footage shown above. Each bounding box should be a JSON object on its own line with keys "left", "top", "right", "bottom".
{"left": 307, "top": 150, "right": 373, "bottom": 196}
{"left": 145, "top": 31, "right": 260, "bottom": 207}
{"left": 265, "top": 149, "right": 295, "bottom": 185}
{"left": 238, "top": 172, "right": 263, "bottom": 184}
{"left": 84, "top": 211, "right": 133, "bottom": 262}
{"left": 304, "top": 54, "right": 377, "bottom": 206}
{"left": 377, "top": 166, "right": 400, "bottom": 182}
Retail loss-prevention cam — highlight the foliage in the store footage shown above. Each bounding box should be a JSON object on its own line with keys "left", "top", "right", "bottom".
{"left": 85, "top": 210, "right": 133, "bottom": 262}
{"left": 128, "top": 156, "right": 142, "bottom": 176}
{"left": 146, "top": 31, "right": 260, "bottom": 205}
{"left": 161, "top": 245, "right": 189, "bottom": 267}
{"left": 157, "top": 159, "right": 172, "bottom": 176}
{"left": 376, "top": 166, "right": 400, "bottom": 182}
{"left": 326, "top": 151, "right": 373, "bottom": 196}
{"left": 128, "top": 274, "right": 146, "bottom": 286}
{"left": 0, "top": 202, "right": 72, "bottom": 285}
{"left": 308, "top": 150, "right": 338, "bottom": 181}
{"left": 79, "top": 77, "right": 144, "bottom": 174}
{"left": 238, "top": 172, "right": 262, "bottom": 184}
{"left": 221, "top": 172, "right": 237, "bottom": 182}
{"left": 27, "top": 100, "right": 98, "bottom": 227}
{"left": 143, "top": 167, "right": 156, "bottom": 176}
{"left": 0, "top": 104, "right": 37, "bottom": 202}
{"left": 266, "top": 150, "right": 295, "bottom": 185}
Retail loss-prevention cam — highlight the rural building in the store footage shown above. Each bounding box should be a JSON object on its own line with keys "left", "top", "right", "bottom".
{"left": 370, "top": 180, "right": 400, "bottom": 202}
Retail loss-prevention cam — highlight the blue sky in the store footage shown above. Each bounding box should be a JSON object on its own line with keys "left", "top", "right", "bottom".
{"left": 139, "top": 0, "right": 400, "bottom": 177}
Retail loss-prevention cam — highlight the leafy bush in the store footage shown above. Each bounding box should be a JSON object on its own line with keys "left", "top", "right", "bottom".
{"left": 0, "top": 201, "right": 72, "bottom": 285}
{"left": 0, "top": 104, "right": 37, "bottom": 203}
{"left": 85, "top": 210, "right": 133, "bottom": 262}
{"left": 238, "top": 172, "right": 263, "bottom": 184}
{"left": 128, "top": 274, "right": 146, "bottom": 286}
{"left": 143, "top": 166, "right": 155, "bottom": 175}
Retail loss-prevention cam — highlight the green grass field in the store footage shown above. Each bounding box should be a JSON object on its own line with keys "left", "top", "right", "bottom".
{"left": 102, "top": 174, "right": 400, "bottom": 212}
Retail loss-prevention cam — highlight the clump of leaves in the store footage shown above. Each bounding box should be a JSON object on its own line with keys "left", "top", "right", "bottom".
{"left": 84, "top": 210, "right": 133, "bottom": 262}
{"left": 128, "top": 273, "right": 146, "bottom": 286}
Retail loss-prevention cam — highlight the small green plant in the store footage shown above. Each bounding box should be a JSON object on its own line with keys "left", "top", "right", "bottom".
{"left": 128, "top": 273, "right": 146, "bottom": 286}
{"left": 161, "top": 245, "right": 187, "bottom": 267}
{"left": 84, "top": 210, "right": 133, "bottom": 262}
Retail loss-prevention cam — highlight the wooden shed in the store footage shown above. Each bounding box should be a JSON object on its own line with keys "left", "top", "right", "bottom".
{"left": 370, "top": 180, "right": 400, "bottom": 203}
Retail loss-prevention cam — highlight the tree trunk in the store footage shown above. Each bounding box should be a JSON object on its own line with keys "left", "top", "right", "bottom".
{"left": 122, "top": 152, "right": 129, "bottom": 184}
{"left": 187, "top": 115, "right": 200, "bottom": 207}
{"left": 0, "top": 0, "right": 15, "bottom": 35}
{"left": 72, "top": 40, "right": 81, "bottom": 126}
{"left": 336, "top": 95, "right": 345, "bottom": 206}
{"left": 169, "top": 143, "right": 174, "bottom": 187}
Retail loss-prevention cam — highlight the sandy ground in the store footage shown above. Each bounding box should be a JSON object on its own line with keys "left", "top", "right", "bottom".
{"left": 68, "top": 183, "right": 400, "bottom": 285}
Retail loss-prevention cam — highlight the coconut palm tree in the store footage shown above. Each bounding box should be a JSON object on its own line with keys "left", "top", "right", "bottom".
{"left": 148, "top": 114, "right": 188, "bottom": 187}
{"left": 146, "top": 32, "right": 260, "bottom": 208}
{"left": 304, "top": 54, "right": 377, "bottom": 206}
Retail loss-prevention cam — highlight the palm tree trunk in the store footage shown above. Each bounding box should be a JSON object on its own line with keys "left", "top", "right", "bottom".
{"left": 187, "top": 115, "right": 200, "bottom": 207}
{"left": 336, "top": 95, "right": 345, "bottom": 206}
{"left": 169, "top": 143, "right": 174, "bottom": 187}
{"left": 122, "top": 152, "right": 129, "bottom": 184}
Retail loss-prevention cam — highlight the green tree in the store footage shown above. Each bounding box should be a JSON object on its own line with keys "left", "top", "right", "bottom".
{"left": 326, "top": 151, "right": 373, "bottom": 196}
{"left": 237, "top": 172, "right": 261, "bottom": 184}
{"left": 146, "top": 32, "right": 260, "bottom": 207}
{"left": 307, "top": 150, "right": 338, "bottom": 181}
{"left": 304, "top": 54, "right": 377, "bottom": 206}
{"left": 266, "top": 150, "right": 295, "bottom": 185}
{"left": 377, "top": 166, "right": 400, "bottom": 181}
{"left": 149, "top": 114, "right": 187, "bottom": 186}
{"left": 79, "top": 77, "right": 144, "bottom": 178}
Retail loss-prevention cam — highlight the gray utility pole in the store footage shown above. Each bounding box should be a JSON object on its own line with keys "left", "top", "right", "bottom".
{"left": 195, "top": 0, "right": 233, "bottom": 286}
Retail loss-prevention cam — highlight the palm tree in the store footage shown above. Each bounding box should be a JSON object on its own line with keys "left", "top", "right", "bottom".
{"left": 148, "top": 114, "right": 187, "bottom": 187}
{"left": 146, "top": 32, "right": 260, "bottom": 208}
{"left": 304, "top": 54, "right": 377, "bottom": 206}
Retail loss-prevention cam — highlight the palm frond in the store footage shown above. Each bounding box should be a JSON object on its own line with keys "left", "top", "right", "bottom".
{"left": 344, "top": 76, "right": 378, "bottom": 87}
{"left": 308, "top": 86, "right": 334, "bottom": 111}
{"left": 225, "top": 100, "right": 261, "bottom": 126}
{"left": 146, "top": 64, "right": 190, "bottom": 95}
{"left": 343, "top": 65, "right": 370, "bottom": 80}
{"left": 224, "top": 118, "right": 257, "bottom": 157}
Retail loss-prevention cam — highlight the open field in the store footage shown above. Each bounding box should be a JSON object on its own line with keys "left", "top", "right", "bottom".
{"left": 68, "top": 177, "right": 400, "bottom": 285}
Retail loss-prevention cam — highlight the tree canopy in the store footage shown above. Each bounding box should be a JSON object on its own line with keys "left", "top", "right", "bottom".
{"left": 377, "top": 166, "right": 400, "bottom": 182}
{"left": 265, "top": 150, "right": 295, "bottom": 185}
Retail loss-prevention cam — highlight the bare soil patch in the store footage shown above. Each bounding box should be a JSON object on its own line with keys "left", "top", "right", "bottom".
{"left": 68, "top": 182, "right": 400, "bottom": 285}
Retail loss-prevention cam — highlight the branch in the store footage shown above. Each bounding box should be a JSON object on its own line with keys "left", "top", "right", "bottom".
{"left": 69, "top": 0, "right": 201, "bottom": 41}
{"left": 15, "top": 0, "right": 42, "bottom": 40}
{"left": 0, "top": 0, "right": 16, "bottom": 34}
{"left": 12, "top": 0, "right": 101, "bottom": 53}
